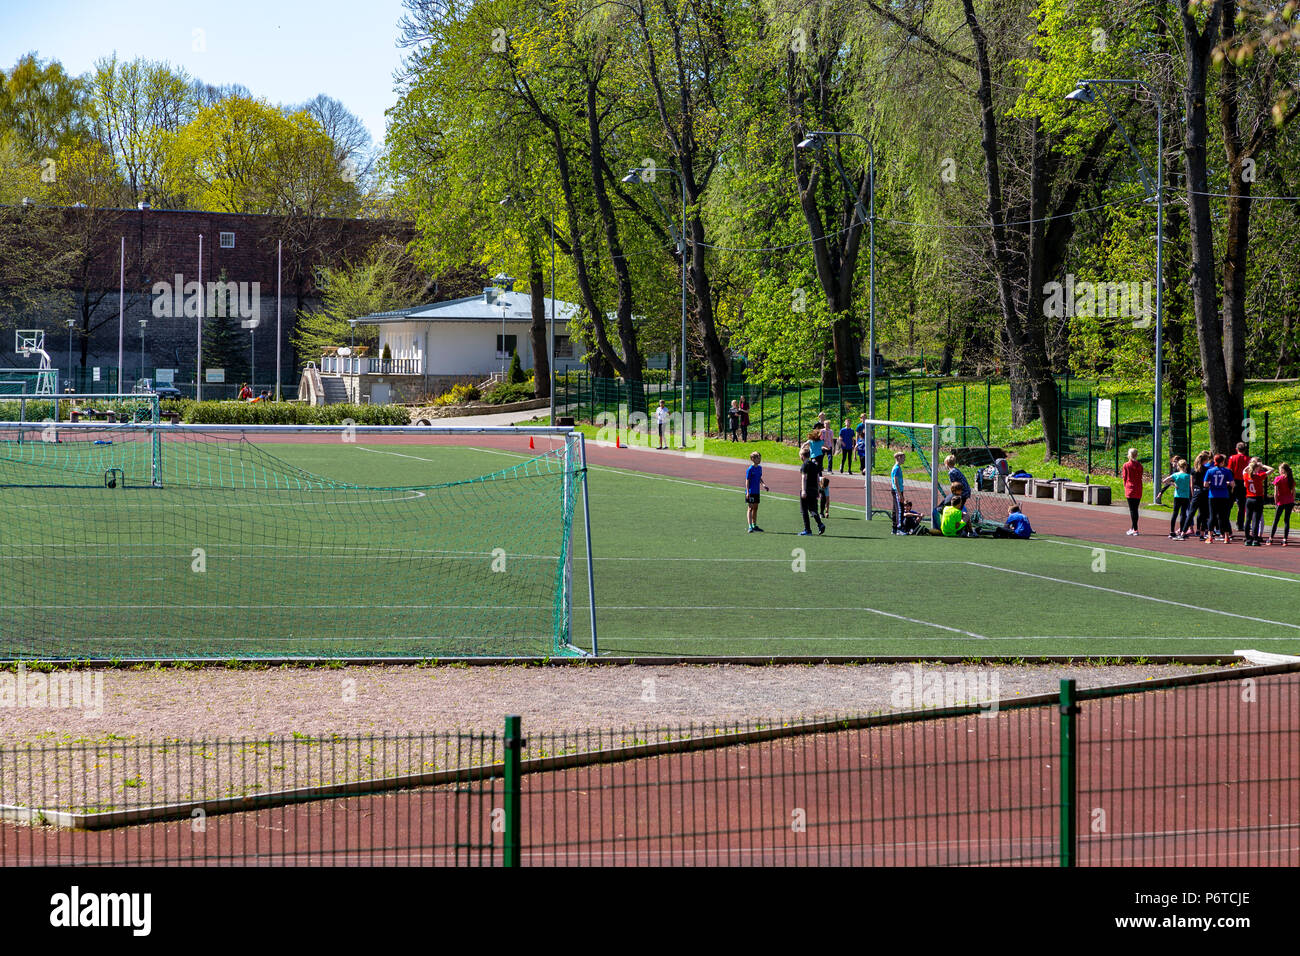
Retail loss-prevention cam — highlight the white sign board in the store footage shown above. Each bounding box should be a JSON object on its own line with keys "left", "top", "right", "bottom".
{"left": 1096, "top": 398, "right": 1112, "bottom": 429}
{"left": 206, "top": 368, "right": 225, "bottom": 383}
{"left": 92, "top": 367, "right": 101, "bottom": 382}
{"left": 155, "top": 368, "right": 175, "bottom": 384}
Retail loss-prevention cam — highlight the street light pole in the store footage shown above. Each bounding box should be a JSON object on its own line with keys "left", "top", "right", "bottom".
{"left": 1067, "top": 79, "right": 1164, "bottom": 502}
{"left": 623, "top": 167, "right": 688, "bottom": 449}
{"left": 797, "top": 131, "right": 877, "bottom": 420}
{"left": 66, "top": 319, "right": 75, "bottom": 392}
{"left": 138, "top": 319, "right": 147, "bottom": 382}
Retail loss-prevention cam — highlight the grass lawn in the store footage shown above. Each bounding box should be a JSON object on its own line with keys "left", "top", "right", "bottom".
{"left": 6, "top": 434, "right": 1298, "bottom": 660}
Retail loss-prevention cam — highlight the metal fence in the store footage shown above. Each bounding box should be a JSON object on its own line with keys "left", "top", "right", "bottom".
{"left": 1, "top": 663, "right": 1295, "bottom": 866}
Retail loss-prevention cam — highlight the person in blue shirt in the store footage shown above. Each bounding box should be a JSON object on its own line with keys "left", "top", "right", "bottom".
{"left": 838, "top": 420, "right": 856, "bottom": 474}
{"left": 744, "top": 451, "right": 770, "bottom": 533}
{"left": 890, "top": 451, "right": 907, "bottom": 534}
{"left": 1003, "top": 505, "right": 1033, "bottom": 539}
{"left": 1203, "top": 453, "right": 1235, "bottom": 543}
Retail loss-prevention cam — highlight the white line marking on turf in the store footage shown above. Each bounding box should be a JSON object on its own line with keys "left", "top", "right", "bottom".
{"left": 966, "top": 562, "right": 1300, "bottom": 631}
{"left": 1039, "top": 537, "right": 1300, "bottom": 583}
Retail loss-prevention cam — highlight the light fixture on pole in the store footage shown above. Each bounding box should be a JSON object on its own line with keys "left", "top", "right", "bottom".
{"left": 623, "top": 167, "right": 688, "bottom": 448}
{"left": 138, "top": 319, "right": 147, "bottom": 383}
{"left": 492, "top": 273, "right": 514, "bottom": 379}
{"left": 500, "top": 195, "right": 559, "bottom": 424}
{"left": 1066, "top": 79, "right": 1164, "bottom": 502}
{"left": 66, "top": 319, "right": 75, "bottom": 391}
{"left": 796, "top": 130, "right": 877, "bottom": 421}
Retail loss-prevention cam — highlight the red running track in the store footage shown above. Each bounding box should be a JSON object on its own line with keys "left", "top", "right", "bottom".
{"left": 3, "top": 673, "right": 1294, "bottom": 866}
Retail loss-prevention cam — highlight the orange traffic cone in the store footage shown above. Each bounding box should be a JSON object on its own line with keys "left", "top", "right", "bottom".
{"left": 529, "top": 436, "right": 535, "bottom": 449}
{"left": 616, "top": 432, "right": 621, "bottom": 449}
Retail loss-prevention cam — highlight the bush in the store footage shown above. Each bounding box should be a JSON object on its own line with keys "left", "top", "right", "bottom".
{"left": 507, "top": 351, "right": 527, "bottom": 384}
{"left": 483, "top": 380, "right": 536, "bottom": 405}
{"left": 181, "top": 401, "right": 408, "bottom": 425}
{"left": 432, "top": 383, "right": 481, "bottom": 406}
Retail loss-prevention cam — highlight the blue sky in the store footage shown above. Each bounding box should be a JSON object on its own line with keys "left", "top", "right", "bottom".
{"left": 0, "top": 0, "right": 411, "bottom": 148}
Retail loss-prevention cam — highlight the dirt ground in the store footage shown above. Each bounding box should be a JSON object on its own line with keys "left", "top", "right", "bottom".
{"left": 0, "top": 661, "right": 1228, "bottom": 745}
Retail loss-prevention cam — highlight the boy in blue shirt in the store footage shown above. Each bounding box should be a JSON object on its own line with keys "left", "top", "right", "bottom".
{"left": 1003, "top": 505, "right": 1032, "bottom": 539}
{"left": 890, "top": 451, "right": 907, "bottom": 535}
{"left": 745, "top": 451, "right": 770, "bottom": 533}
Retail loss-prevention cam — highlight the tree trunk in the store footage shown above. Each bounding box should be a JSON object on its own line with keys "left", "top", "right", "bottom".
{"left": 1178, "top": 1, "right": 1233, "bottom": 454}
{"left": 528, "top": 254, "right": 550, "bottom": 400}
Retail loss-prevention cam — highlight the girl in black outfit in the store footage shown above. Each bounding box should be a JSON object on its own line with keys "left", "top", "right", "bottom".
{"left": 1185, "top": 451, "right": 1211, "bottom": 540}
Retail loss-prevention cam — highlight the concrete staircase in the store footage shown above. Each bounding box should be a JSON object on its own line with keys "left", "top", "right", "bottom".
{"left": 320, "top": 376, "right": 350, "bottom": 404}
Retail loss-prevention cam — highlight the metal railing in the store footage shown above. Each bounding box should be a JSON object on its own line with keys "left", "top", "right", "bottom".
{"left": 2, "top": 662, "right": 1293, "bottom": 866}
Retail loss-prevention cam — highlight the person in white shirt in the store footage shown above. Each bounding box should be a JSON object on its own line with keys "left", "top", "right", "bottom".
{"left": 654, "top": 400, "right": 669, "bottom": 449}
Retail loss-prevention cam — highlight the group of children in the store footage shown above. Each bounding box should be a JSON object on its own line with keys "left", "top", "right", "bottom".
{"left": 743, "top": 431, "right": 1033, "bottom": 540}
{"left": 743, "top": 449, "right": 834, "bottom": 535}
{"left": 1133, "top": 442, "right": 1296, "bottom": 546}
{"left": 890, "top": 450, "right": 1032, "bottom": 539}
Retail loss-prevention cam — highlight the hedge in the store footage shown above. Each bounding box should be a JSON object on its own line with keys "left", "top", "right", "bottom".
{"left": 169, "top": 400, "right": 410, "bottom": 425}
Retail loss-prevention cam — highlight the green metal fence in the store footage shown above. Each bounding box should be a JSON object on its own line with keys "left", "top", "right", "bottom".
{"left": 3, "top": 661, "right": 1294, "bottom": 866}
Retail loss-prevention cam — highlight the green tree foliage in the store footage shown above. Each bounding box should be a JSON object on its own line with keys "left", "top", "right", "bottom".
{"left": 290, "top": 240, "right": 428, "bottom": 367}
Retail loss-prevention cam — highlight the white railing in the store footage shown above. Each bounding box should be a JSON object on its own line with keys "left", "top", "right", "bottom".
{"left": 320, "top": 355, "right": 422, "bottom": 375}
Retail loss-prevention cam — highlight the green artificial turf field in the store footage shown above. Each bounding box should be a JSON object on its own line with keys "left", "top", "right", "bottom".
{"left": 4, "top": 434, "right": 1300, "bottom": 659}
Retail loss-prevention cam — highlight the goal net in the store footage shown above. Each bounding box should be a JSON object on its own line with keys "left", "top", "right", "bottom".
{"left": 0, "top": 423, "right": 592, "bottom": 660}
{"left": 865, "top": 420, "right": 1019, "bottom": 530}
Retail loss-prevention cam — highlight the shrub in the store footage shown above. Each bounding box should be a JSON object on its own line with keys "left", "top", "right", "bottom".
{"left": 432, "top": 383, "right": 481, "bottom": 406}
{"left": 180, "top": 401, "right": 408, "bottom": 425}
{"left": 507, "top": 351, "right": 527, "bottom": 384}
{"left": 483, "top": 380, "right": 536, "bottom": 405}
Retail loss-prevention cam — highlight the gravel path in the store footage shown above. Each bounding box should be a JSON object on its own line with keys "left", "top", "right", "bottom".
{"left": 1, "top": 661, "right": 1229, "bottom": 745}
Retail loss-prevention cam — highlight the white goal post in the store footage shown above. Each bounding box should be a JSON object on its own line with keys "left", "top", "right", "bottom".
{"left": 862, "top": 419, "right": 942, "bottom": 530}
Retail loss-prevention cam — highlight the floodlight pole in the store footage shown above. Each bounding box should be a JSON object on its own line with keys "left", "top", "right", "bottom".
{"left": 1069, "top": 79, "right": 1163, "bottom": 502}
{"left": 276, "top": 239, "right": 283, "bottom": 401}
{"left": 799, "top": 131, "right": 876, "bottom": 419}
{"left": 117, "top": 236, "right": 125, "bottom": 393}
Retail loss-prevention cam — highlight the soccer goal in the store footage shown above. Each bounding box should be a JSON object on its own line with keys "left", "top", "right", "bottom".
{"left": 0, "top": 423, "right": 595, "bottom": 661}
{"left": 863, "top": 419, "right": 1020, "bottom": 530}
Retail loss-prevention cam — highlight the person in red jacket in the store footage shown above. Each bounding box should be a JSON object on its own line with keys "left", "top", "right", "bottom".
{"left": 1242, "top": 458, "right": 1273, "bottom": 546}
{"left": 1121, "top": 447, "right": 1144, "bottom": 536}
{"left": 1226, "top": 442, "right": 1251, "bottom": 532}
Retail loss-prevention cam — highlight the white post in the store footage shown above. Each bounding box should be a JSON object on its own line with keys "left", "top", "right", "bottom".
{"left": 117, "top": 237, "right": 124, "bottom": 392}
{"left": 276, "top": 239, "right": 282, "bottom": 401}
{"left": 196, "top": 234, "right": 203, "bottom": 401}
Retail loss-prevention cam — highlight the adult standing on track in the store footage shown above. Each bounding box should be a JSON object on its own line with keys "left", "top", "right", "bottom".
{"left": 1121, "top": 448, "right": 1143, "bottom": 536}
{"left": 838, "top": 419, "right": 856, "bottom": 474}
{"left": 1227, "top": 442, "right": 1251, "bottom": 532}
{"left": 654, "top": 400, "right": 669, "bottom": 449}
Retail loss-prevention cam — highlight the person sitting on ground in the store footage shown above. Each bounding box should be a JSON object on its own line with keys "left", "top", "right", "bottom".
{"left": 899, "top": 500, "right": 924, "bottom": 535}
{"left": 1000, "top": 504, "right": 1033, "bottom": 539}
{"left": 940, "top": 499, "right": 970, "bottom": 538}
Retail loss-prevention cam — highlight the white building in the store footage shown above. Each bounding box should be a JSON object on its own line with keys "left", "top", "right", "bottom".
{"left": 310, "top": 287, "right": 584, "bottom": 404}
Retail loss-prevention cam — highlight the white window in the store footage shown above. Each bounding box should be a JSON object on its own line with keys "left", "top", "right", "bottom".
{"left": 219, "top": 232, "right": 235, "bottom": 249}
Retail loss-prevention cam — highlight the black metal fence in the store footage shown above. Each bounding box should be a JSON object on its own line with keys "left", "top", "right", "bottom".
{"left": 2, "top": 663, "right": 1295, "bottom": 866}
